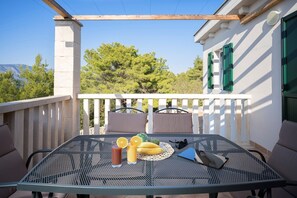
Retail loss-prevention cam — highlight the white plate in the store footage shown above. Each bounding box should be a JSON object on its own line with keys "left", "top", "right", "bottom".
{"left": 137, "top": 142, "right": 174, "bottom": 161}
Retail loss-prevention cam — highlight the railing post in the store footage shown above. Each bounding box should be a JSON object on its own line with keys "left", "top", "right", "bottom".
{"left": 33, "top": 106, "right": 44, "bottom": 164}
{"left": 241, "top": 99, "right": 251, "bottom": 143}
{"left": 24, "top": 108, "right": 34, "bottom": 165}
{"left": 104, "top": 99, "right": 110, "bottom": 128}
{"left": 43, "top": 104, "right": 52, "bottom": 149}
{"left": 59, "top": 101, "right": 66, "bottom": 145}
{"left": 148, "top": 99, "right": 153, "bottom": 134}
{"left": 158, "top": 99, "right": 166, "bottom": 110}
{"left": 225, "top": 99, "right": 231, "bottom": 139}
{"left": 53, "top": 102, "right": 59, "bottom": 148}
{"left": 182, "top": 99, "right": 188, "bottom": 111}
{"left": 94, "top": 99, "right": 100, "bottom": 134}
{"left": 83, "top": 99, "right": 90, "bottom": 135}
{"left": 116, "top": 99, "right": 121, "bottom": 109}
{"left": 203, "top": 99, "right": 210, "bottom": 134}
{"left": 192, "top": 99, "right": 199, "bottom": 134}
{"left": 235, "top": 99, "right": 242, "bottom": 143}
{"left": 14, "top": 110, "right": 25, "bottom": 158}
{"left": 171, "top": 99, "right": 177, "bottom": 108}
{"left": 214, "top": 99, "right": 221, "bottom": 135}
{"left": 137, "top": 99, "right": 143, "bottom": 111}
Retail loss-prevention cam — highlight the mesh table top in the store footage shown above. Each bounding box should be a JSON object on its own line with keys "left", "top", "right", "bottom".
{"left": 18, "top": 134, "right": 285, "bottom": 196}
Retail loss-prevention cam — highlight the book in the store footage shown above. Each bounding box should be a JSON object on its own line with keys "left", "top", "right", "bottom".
{"left": 177, "top": 147, "right": 228, "bottom": 169}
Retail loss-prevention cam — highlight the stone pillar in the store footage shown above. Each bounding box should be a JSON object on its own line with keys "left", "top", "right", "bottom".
{"left": 54, "top": 20, "right": 82, "bottom": 140}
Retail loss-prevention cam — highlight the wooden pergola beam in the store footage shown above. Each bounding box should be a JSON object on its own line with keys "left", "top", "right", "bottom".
{"left": 240, "top": 0, "right": 284, "bottom": 24}
{"left": 54, "top": 14, "right": 242, "bottom": 21}
{"left": 43, "top": 0, "right": 72, "bottom": 19}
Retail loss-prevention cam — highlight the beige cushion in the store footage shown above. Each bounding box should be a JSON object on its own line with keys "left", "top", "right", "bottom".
{"left": 231, "top": 120, "right": 297, "bottom": 198}
{"left": 152, "top": 113, "right": 193, "bottom": 133}
{"left": 106, "top": 112, "right": 147, "bottom": 133}
{"left": 267, "top": 120, "right": 297, "bottom": 196}
{"left": 0, "top": 125, "right": 28, "bottom": 198}
{"left": 0, "top": 125, "right": 16, "bottom": 156}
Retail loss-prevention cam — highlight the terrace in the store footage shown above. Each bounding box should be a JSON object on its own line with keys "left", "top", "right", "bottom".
{"left": 0, "top": 0, "right": 279, "bottom": 164}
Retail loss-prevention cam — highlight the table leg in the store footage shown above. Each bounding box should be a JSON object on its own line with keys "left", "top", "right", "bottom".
{"left": 266, "top": 188, "right": 272, "bottom": 198}
{"left": 209, "top": 193, "right": 218, "bottom": 198}
{"left": 77, "top": 194, "right": 90, "bottom": 198}
{"left": 32, "top": 192, "right": 42, "bottom": 198}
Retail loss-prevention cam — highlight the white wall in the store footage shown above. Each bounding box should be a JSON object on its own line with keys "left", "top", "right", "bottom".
{"left": 201, "top": 1, "right": 297, "bottom": 151}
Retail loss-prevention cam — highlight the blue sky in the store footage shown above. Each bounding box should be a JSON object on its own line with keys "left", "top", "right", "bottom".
{"left": 0, "top": 0, "right": 224, "bottom": 74}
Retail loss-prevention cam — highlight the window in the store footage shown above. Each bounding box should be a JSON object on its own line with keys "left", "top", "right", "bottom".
{"left": 207, "top": 52, "right": 214, "bottom": 89}
{"left": 222, "top": 43, "right": 233, "bottom": 91}
{"left": 219, "top": 51, "right": 224, "bottom": 90}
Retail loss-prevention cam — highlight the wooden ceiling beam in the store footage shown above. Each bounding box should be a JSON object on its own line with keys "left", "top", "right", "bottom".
{"left": 240, "top": 0, "right": 284, "bottom": 24}
{"left": 43, "top": 0, "right": 72, "bottom": 19}
{"left": 54, "top": 14, "right": 242, "bottom": 21}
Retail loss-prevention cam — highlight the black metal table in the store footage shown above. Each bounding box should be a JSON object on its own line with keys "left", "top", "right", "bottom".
{"left": 17, "top": 134, "right": 285, "bottom": 198}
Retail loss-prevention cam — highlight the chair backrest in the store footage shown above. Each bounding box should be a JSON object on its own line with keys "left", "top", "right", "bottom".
{"left": 0, "top": 125, "right": 27, "bottom": 198}
{"left": 268, "top": 120, "right": 297, "bottom": 196}
{"left": 105, "top": 107, "right": 148, "bottom": 133}
{"left": 152, "top": 108, "right": 193, "bottom": 133}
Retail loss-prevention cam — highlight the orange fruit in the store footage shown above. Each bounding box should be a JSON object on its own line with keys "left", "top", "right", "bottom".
{"left": 130, "top": 136, "right": 143, "bottom": 147}
{"left": 116, "top": 137, "right": 128, "bottom": 148}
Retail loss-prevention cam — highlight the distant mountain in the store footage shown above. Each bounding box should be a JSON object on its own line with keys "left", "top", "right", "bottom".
{"left": 0, "top": 64, "right": 32, "bottom": 79}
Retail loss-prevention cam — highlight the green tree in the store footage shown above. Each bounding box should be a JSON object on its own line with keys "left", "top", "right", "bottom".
{"left": 173, "top": 56, "right": 203, "bottom": 94}
{"left": 81, "top": 43, "right": 176, "bottom": 127}
{"left": 0, "top": 71, "right": 19, "bottom": 103}
{"left": 19, "top": 54, "right": 54, "bottom": 99}
{"left": 187, "top": 56, "right": 203, "bottom": 82}
{"left": 81, "top": 42, "right": 175, "bottom": 94}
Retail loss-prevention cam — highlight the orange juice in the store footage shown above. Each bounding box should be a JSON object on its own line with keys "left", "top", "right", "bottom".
{"left": 127, "top": 144, "right": 137, "bottom": 164}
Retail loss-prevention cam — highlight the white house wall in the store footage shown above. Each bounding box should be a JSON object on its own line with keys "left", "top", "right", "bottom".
{"left": 201, "top": 1, "right": 297, "bottom": 151}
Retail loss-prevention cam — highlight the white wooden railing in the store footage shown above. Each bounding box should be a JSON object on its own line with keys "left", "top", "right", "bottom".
{"left": 78, "top": 94, "right": 251, "bottom": 144}
{"left": 0, "top": 93, "right": 251, "bottom": 165}
{"left": 0, "top": 95, "right": 71, "bottom": 162}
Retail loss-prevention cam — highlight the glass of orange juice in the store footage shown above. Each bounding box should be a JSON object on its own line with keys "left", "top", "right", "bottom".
{"left": 127, "top": 144, "right": 137, "bottom": 164}
{"left": 127, "top": 136, "right": 142, "bottom": 165}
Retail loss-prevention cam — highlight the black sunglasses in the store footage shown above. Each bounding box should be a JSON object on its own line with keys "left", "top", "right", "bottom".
{"left": 169, "top": 139, "right": 188, "bottom": 149}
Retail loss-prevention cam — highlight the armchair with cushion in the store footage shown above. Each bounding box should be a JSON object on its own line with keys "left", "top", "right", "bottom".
{"left": 231, "top": 120, "right": 297, "bottom": 198}
{"left": 0, "top": 124, "right": 62, "bottom": 198}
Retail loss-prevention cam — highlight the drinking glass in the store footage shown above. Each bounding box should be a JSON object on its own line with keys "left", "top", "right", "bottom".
{"left": 127, "top": 144, "right": 137, "bottom": 164}
{"left": 111, "top": 141, "right": 122, "bottom": 168}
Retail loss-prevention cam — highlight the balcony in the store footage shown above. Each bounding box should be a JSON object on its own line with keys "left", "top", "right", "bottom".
{"left": 0, "top": 93, "right": 252, "bottom": 165}
{"left": 1, "top": 0, "right": 285, "bottom": 172}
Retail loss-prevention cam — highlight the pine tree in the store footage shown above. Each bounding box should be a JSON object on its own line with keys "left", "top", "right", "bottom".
{"left": 19, "top": 54, "right": 54, "bottom": 99}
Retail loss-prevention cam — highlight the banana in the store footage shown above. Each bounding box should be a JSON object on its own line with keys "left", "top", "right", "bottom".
{"left": 137, "top": 147, "right": 164, "bottom": 155}
{"left": 138, "top": 142, "right": 160, "bottom": 148}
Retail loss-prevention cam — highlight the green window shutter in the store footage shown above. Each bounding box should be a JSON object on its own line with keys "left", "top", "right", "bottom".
{"left": 223, "top": 43, "right": 233, "bottom": 91}
{"left": 207, "top": 52, "right": 214, "bottom": 89}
